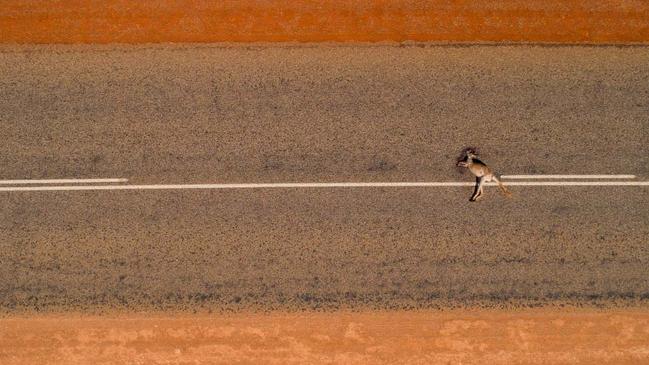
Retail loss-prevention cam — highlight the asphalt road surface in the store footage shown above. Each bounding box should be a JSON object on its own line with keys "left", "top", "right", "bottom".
{"left": 0, "top": 44, "right": 648, "bottom": 313}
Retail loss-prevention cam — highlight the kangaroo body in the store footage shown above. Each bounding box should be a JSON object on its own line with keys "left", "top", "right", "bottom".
{"left": 457, "top": 151, "right": 511, "bottom": 201}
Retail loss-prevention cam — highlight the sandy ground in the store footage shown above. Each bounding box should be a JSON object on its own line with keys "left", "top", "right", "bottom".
{"left": 1, "top": 1, "right": 648, "bottom": 44}
{"left": 2, "top": 309, "right": 649, "bottom": 365}
{"left": 0, "top": 44, "right": 648, "bottom": 313}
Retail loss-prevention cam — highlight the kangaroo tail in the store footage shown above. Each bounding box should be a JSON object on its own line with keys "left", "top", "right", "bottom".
{"left": 495, "top": 177, "right": 512, "bottom": 198}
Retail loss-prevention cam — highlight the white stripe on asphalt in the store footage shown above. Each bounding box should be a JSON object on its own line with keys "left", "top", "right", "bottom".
{"left": 501, "top": 175, "right": 636, "bottom": 179}
{"left": 0, "top": 175, "right": 634, "bottom": 186}
{"left": 0, "top": 181, "right": 648, "bottom": 192}
{"left": 0, "top": 178, "right": 128, "bottom": 185}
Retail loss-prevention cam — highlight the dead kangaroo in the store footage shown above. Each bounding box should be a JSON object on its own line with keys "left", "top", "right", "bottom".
{"left": 456, "top": 150, "right": 512, "bottom": 201}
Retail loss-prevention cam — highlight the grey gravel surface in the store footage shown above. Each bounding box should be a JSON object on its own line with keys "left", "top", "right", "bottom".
{"left": 0, "top": 44, "right": 648, "bottom": 312}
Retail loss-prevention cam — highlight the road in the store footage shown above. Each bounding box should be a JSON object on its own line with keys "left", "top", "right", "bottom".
{"left": 0, "top": 44, "right": 648, "bottom": 313}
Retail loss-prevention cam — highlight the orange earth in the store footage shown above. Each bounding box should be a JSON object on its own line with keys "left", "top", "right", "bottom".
{"left": 1, "top": 0, "right": 648, "bottom": 44}
{"left": 2, "top": 309, "right": 649, "bottom": 365}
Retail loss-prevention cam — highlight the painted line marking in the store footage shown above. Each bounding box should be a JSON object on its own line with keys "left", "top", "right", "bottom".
{"left": 0, "top": 176, "right": 634, "bottom": 185}
{"left": 0, "top": 181, "right": 648, "bottom": 192}
{"left": 0, "top": 178, "right": 128, "bottom": 185}
{"left": 501, "top": 175, "right": 636, "bottom": 179}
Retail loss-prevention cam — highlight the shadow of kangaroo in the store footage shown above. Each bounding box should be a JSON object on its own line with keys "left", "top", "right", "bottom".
{"left": 457, "top": 149, "right": 512, "bottom": 201}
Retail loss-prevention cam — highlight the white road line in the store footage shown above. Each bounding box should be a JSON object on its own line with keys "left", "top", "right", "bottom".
{"left": 500, "top": 181, "right": 648, "bottom": 185}
{"left": 0, "top": 178, "right": 128, "bottom": 185}
{"left": 501, "top": 175, "right": 636, "bottom": 179}
{"left": 0, "top": 181, "right": 648, "bottom": 192}
{"left": 0, "top": 176, "right": 633, "bottom": 185}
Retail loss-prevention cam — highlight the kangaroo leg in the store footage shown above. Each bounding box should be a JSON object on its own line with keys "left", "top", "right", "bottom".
{"left": 470, "top": 176, "right": 484, "bottom": 201}
{"left": 493, "top": 176, "right": 512, "bottom": 197}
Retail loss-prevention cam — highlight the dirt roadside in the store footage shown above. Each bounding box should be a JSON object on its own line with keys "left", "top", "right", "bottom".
{"left": 2, "top": 308, "right": 649, "bottom": 365}
{"left": 1, "top": 1, "right": 648, "bottom": 44}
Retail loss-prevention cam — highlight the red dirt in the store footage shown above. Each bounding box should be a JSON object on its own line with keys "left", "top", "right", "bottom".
{"left": 2, "top": 309, "right": 649, "bottom": 364}
{"left": 1, "top": 1, "right": 648, "bottom": 44}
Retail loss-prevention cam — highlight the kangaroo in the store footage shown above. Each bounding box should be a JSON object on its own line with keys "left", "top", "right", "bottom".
{"left": 456, "top": 149, "right": 512, "bottom": 201}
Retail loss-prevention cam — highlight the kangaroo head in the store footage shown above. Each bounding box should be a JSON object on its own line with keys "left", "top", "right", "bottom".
{"left": 456, "top": 147, "right": 479, "bottom": 168}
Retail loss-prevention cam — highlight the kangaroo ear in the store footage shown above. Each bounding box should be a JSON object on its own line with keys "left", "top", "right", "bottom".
{"left": 464, "top": 147, "right": 478, "bottom": 156}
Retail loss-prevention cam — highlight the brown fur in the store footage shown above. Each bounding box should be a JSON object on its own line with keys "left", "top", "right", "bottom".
{"left": 456, "top": 149, "right": 512, "bottom": 201}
